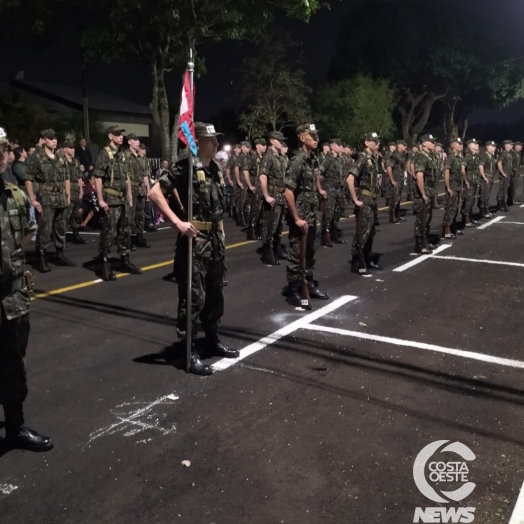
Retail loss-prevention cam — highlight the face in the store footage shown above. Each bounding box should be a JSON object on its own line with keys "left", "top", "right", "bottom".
{"left": 109, "top": 132, "right": 124, "bottom": 146}
{"left": 0, "top": 155, "right": 6, "bottom": 173}
{"left": 435, "top": 146, "right": 442, "bottom": 153}
{"left": 389, "top": 145, "right": 396, "bottom": 152}
{"left": 366, "top": 140, "right": 379, "bottom": 152}
{"left": 300, "top": 132, "right": 319, "bottom": 150}
{"left": 487, "top": 145, "right": 496, "bottom": 154}
{"left": 516, "top": 145, "right": 522, "bottom": 152}
{"left": 331, "top": 143, "right": 341, "bottom": 154}
{"left": 80, "top": 139, "right": 87, "bottom": 148}
{"left": 398, "top": 144, "right": 407, "bottom": 153}
{"left": 44, "top": 137, "right": 57, "bottom": 150}
{"left": 65, "top": 147, "right": 75, "bottom": 157}
{"left": 424, "top": 141, "right": 435, "bottom": 151}
{"left": 413, "top": 146, "right": 419, "bottom": 153}
{"left": 7, "top": 150, "right": 14, "bottom": 163}
{"left": 256, "top": 144, "right": 267, "bottom": 154}
{"left": 128, "top": 138, "right": 140, "bottom": 151}
{"left": 234, "top": 147, "right": 241, "bottom": 155}
{"left": 281, "top": 146, "right": 288, "bottom": 155}
{"left": 28, "top": 147, "right": 35, "bottom": 156}
{"left": 323, "top": 144, "right": 330, "bottom": 154}
{"left": 271, "top": 139, "right": 283, "bottom": 152}
{"left": 161, "top": 160, "right": 169, "bottom": 169}
{"left": 505, "top": 143, "right": 513, "bottom": 151}
{"left": 197, "top": 136, "right": 218, "bottom": 158}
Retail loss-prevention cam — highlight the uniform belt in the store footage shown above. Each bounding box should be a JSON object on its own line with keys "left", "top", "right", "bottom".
{"left": 130, "top": 182, "right": 144, "bottom": 188}
{"left": 192, "top": 220, "right": 223, "bottom": 232}
{"left": 104, "top": 188, "right": 125, "bottom": 197}
{"left": 360, "top": 189, "right": 377, "bottom": 199}
{"left": 40, "top": 184, "right": 65, "bottom": 193}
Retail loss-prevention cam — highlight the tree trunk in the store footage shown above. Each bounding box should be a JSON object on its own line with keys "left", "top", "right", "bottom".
{"left": 150, "top": 62, "right": 169, "bottom": 161}
{"left": 170, "top": 112, "right": 180, "bottom": 164}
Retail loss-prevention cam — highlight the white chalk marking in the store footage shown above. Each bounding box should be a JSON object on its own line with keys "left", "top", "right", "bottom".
{"left": 477, "top": 216, "right": 505, "bottom": 229}
{"left": 509, "top": 480, "right": 524, "bottom": 524}
{"left": 0, "top": 484, "right": 18, "bottom": 496}
{"left": 433, "top": 255, "right": 524, "bottom": 268}
{"left": 303, "top": 324, "right": 524, "bottom": 370}
{"left": 84, "top": 394, "right": 179, "bottom": 447}
{"left": 212, "top": 295, "right": 358, "bottom": 371}
{"left": 393, "top": 244, "right": 452, "bottom": 273}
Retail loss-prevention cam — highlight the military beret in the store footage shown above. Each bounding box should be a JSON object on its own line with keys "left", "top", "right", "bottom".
{"left": 330, "top": 138, "right": 342, "bottom": 146}
{"left": 268, "top": 131, "right": 286, "bottom": 142}
{"left": 503, "top": 140, "right": 513, "bottom": 145}
{"left": 515, "top": 141, "right": 523, "bottom": 146}
{"left": 126, "top": 133, "right": 139, "bottom": 141}
{"left": 396, "top": 140, "right": 407, "bottom": 146}
{"left": 254, "top": 138, "right": 266, "bottom": 146}
{"left": 62, "top": 139, "right": 74, "bottom": 148}
{"left": 419, "top": 134, "right": 436, "bottom": 144}
{"left": 449, "top": 137, "right": 462, "bottom": 145}
{"left": 485, "top": 140, "right": 496, "bottom": 147}
{"left": 194, "top": 122, "right": 223, "bottom": 138}
{"left": 106, "top": 125, "right": 125, "bottom": 135}
{"left": 139, "top": 143, "right": 146, "bottom": 150}
{"left": 42, "top": 129, "right": 57, "bottom": 139}
{"left": 466, "top": 138, "right": 479, "bottom": 145}
{"left": 296, "top": 123, "right": 319, "bottom": 136}
{"left": 363, "top": 132, "right": 380, "bottom": 142}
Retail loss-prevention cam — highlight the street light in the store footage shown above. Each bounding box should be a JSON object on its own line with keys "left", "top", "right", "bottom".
{"left": 223, "top": 144, "right": 231, "bottom": 152}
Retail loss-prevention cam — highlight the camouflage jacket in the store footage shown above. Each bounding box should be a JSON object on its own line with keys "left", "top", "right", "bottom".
{"left": 414, "top": 150, "right": 438, "bottom": 197}
{"left": 93, "top": 145, "right": 129, "bottom": 205}
{"left": 65, "top": 157, "right": 82, "bottom": 201}
{"left": 463, "top": 152, "right": 480, "bottom": 184}
{"left": 498, "top": 150, "right": 513, "bottom": 175}
{"left": 259, "top": 148, "right": 287, "bottom": 195}
{"left": 387, "top": 150, "right": 407, "bottom": 177}
{"left": 349, "top": 151, "right": 379, "bottom": 197}
{"left": 443, "top": 152, "right": 464, "bottom": 191}
{"left": 320, "top": 152, "right": 342, "bottom": 189}
{"left": 126, "top": 151, "right": 148, "bottom": 197}
{"left": 511, "top": 150, "right": 522, "bottom": 172}
{"left": 27, "top": 148, "right": 69, "bottom": 208}
{"left": 0, "top": 182, "right": 36, "bottom": 319}
{"left": 285, "top": 148, "right": 318, "bottom": 212}
{"left": 159, "top": 156, "right": 226, "bottom": 224}
{"left": 247, "top": 151, "right": 264, "bottom": 192}
{"left": 233, "top": 153, "right": 249, "bottom": 184}
{"left": 479, "top": 151, "right": 497, "bottom": 180}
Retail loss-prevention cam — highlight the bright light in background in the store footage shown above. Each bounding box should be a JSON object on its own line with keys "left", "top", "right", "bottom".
{"left": 223, "top": 144, "right": 231, "bottom": 152}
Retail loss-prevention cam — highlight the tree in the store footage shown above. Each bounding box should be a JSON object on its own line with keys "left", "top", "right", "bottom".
{"left": 313, "top": 75, "right": 396, "bottom": 145}
{"left": 235, "top": 34, "right": 311, "bottom": 139}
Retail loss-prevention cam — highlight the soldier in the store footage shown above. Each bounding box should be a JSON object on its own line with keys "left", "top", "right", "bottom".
{"left": 461, "top": 139, "right": 481, "bottom": 227}
{"left": 233, "top": 141, "right": 250, "bottom": 227}
{"left": 413, "top": 134, "right": 438, "bottom": 254}
{"left": 284, "top": 124, "right": 329, "bottom": 306}
{"left": 318, "top": 138, "right": 346, "bottom": 247}
{"left": 442, "top": 138, "right": 465, "bottom": 239}
{"left": 387, "top": 140, "right": 408, "bottom": 224}
{"left": 25, "top": 129, "right": 76, "bottom": 272}
{"left": 94, "top": 125, "right": 142, "bottom": 281}
{"left": 147, "top": 123, "right": 239, "bottom": 376}
{"left": 347, "top": 132, "right": 381, "bottom": 274}
{"left": 259, "top": 132, "right": 287, "bottom": 266}
{"left": 383, "top": 142, "right": 396, "bottom": 204}
{"left": 479, "top": 140, "right": 497, "bottom": 219}
{"left": 406, "top": 144, "right": 418, "bottom": 201}
{"left": 126, "top": 135, "right": 151, "bottom": 249}
{"left": 225, "top": 144, "right": 239, "bottom": 218}
{"left": 0, "top": 150, "right": 53, "bottom": 451}
{"left": 62, "top": 139, "right": 86, "bottom": 244}
{"left": 510, "top": 141, "right": 522, "bottom": 205}
{"left": 318, "top": 142, "right": 330, "bottom": 164}
{"left": 497, "top": 140, "right": 513, "bottom": 212}
{"left": 432, "top": 142, "right": 444, "bottom": 209}
{"left": 245, "top": 138, "right": 267, "bottom": 241}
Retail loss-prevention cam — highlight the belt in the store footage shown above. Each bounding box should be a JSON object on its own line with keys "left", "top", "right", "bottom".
{"left": 130, "top": 182, "right": 144, "bottom": 188}
{"left": 360, "top": 189, "right": 377, "bottom": 199}
{"left": 104, "top": 188, "right": 125, "bottom": 197}
{"left": 40, "top": 184, "right": 65, "bottom": 193}
{"left": 192, "top": 220, "right": 223, "bottom": 232}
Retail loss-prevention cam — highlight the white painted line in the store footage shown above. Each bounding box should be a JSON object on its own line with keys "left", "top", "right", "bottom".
{"left": 520, "top": 204, "right": 524, "bottom": 208}
{"left": 0, "top": 484, "right": 18, "bottom": 497}
{"left": 496, "top": 221, "right": 524, "bottom": 225}
{"left": 393, "top": 244, "right": 452, "bottom": 273}
{"left": 509, "top": 480, "right": 524, "bottom": 524}
{"left": 212, "top": 295, "right": 358, "bottom": 371}
{"left": 303, "top": 324, "right": 524, "bottom": 370}
{"left": 433, "top": 255, "right": 524, "bottom": 268}
{"left": 477, "top": 216, "right": 505, "bottom": 229}
{"left": 156, "top": 226, "right": 172, "bottom": 231}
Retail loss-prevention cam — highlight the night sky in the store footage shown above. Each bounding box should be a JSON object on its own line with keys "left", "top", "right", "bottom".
{"left": 2, "top": 0, "right": 524, "bottom": 125}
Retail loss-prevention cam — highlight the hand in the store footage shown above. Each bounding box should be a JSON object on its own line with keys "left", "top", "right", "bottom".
{"left": 249, "top": 185, "right": 256, "bottom": 192}
{"left": 465, "top": 182, "right": 471, "bottom": 189}
{"left": 320, "top": 190, "right": 327, "bottom": 199}
{"left": 447, "top": 188, "right": 453, "bottom": 196}
{"left": 295, "top": 218, "right": 308, "bottom": 233}
{"left": 423, "top": 195, "right": 430, "bottom": 204}
{"left": 238, "top": 182, "right": 244, "bottom": 190}
{"left": 99, "top": 199, "right": 109, "bottom": 212}
{"left": 226, "top": 176, "right": 233, "bottom": 186}
{"left": 31, "top": 199, "right": 42, "bottom": 213}
{"left": 391, "top": 180, "right": 397, "bottom": 188}
{"left": 128, "top": 201, "right": 133, "bottom": 207}
{"left": 354, "top": 199, "right": 364, "bottom": 208}
{"left": 265, "top": 196, "right": 276, "bottom": 207}
{"left": 177, "top": 221, "right": 197, "bottom": 238}
{"left": 503, "top": 174, "right": 507, "bottom": 179}
{"left": 482, "top": 177, "right": 489, "bottom": 184}
{"left": 67, "top": 197, "right": 71, "bottom": 206}
{"left": 89, "top": 165, "right": 94, "bottom": 171}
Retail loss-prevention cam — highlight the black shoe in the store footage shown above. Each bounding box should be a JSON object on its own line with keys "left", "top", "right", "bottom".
{"left": 275, "top": 244, "right": 288, "bottom": 260}
{"left": 120, "top": 255, "right": 143, "bottom": 274}
{"left": 367, "top": 261, "right": 382, "bottom": 270}
{"left": 189, "top": 353, "right": 213, "bottom": 376}
{"left": 54, "top": 248, "right": 76, "bottom": 267}
{"left": 307, "top": 278, "right": 329, "bottom": 300}
{"left": 144, "top": 225, "right": 157, "bottom": 232}
{"left": 286, "top": 282, "right": 305, "bottom": 307}
{"left": 205, "top": 332, "right": 239, "bottom": 358}
{"left": 6, "top": 427, "right": 54, "bottom": 452}
{"left": 223, "top": 278, "right": 228, "bottom": 287}
{"left": 71, "top": 232, "right": 87, "bottom": 244}
{"left": 136, "top": 236, "right": 150, "bottom": 248}
{"left": 130, "top": 244, "right": 137, "bottom": 251}
{"left": 400, "top": 216, "right": 407, "bottom": 222}
{"left": 332, "top": 237, "right": 347, "bottom": 244}
{"left": 455, "top": 229, "right": 464, "bottom": 236}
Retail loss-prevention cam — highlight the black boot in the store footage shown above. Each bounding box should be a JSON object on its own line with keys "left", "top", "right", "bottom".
{"left": 275, "top": 241, "right": 288, "bottom": 260}
{"left": 367, "top": 260, "right": 382, "bottom": 270}
{"left": 54, "top": 247, "right": 76, "bottom": 267}
{"left": 332, "top": 228, "right": 347, "bottom": 244}
{"left": 101, "top": 258, "right": 117, "bottom": 281}
{"left": 246, "top": 226, "right": 256, "bottom": 241}
{"left": 261, "top": 242, "right": 276, "bottom": 266}
{"left": 71, "top": 229, "right": 87, "bottom": 244}
{"left": 503, "top": 201, "right": 509, "bottom": 212}
{"left": 306, "top": 276, "right": 329, "bottom": 300}
{"left": 37, "top": 249, "right": 51, "bottom": 273}
{"left": 189, "top": 351, "right": 213, "bottom": 376}
{"left": 205, "top": 329, "right": 239, "bottom": 359}
{"left": 4, "top": 403, "right": 53, "bottom": 452}
{"left": 120, "top": 254, "right": 143, "bottom": 274}
{"left": 135, "top": 235, "right": 150, "bottom": 248}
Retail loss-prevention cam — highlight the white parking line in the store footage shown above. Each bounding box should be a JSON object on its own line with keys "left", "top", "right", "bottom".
{"left": 303, "top": 324, "right": 524, "bottom": 370}
{"left": 509, "top": 480, "right": 524, "bottom": 524}
{"left": 212, "top": 295, "right": 358, "bottom": 371}
{"left": 393, "top": 244, "right": 452, "bottom": 273}
{"left": 496, "top": 221, "right": 524, "bottom": 225}
{"left": 432, "top": 255, "right": 524, "bottom": 268}
{"left": 477, "top": 216, "right": 505, "bottom": 229}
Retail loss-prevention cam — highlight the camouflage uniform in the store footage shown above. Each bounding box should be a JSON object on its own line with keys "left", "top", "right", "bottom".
{"left": 94, "top": 146, "right": 131, "bottom": 256}
{"left": 442, "top": 151, "right": 464, "bottom": 228}
{"left": 65, "top": 156, "right": 82, "bottom": 231}
{"left": 497, "top": 149, "right": 513, "bottom": 207}
{"left": 247, "top": 150, "right": 264, "bottom": 231}
{"left": 233, "top": 151, "right": 249, "bottom": 225}
{"left": 159, "top": 156, "right": 226, "bottom": 338}
{"left": 126, "top": 150, "right": 149, "bottom": 241}
{"left": 509, "top": 148, "right": 522, "bottom": 205}
{"left": 225, "top": 152, "right": 236, "bottom": 215}
{"left": 462, "top": 149, "right": 480, "bottom": 221}
{"left": 413, "top": 149, "right": 438, "bottom": 241}
{"left": 387, "top": 149, "right": 407, "bottom": 219}
{"left": 479, "top": 149, "right": 497, "bottom": 214}
{"left": 406, "top": 150, "right": 416, "bottom": 200}
{"left": 349, "top": 151, "right": 379, "bottom": 261}
{"left": 320, "top": 152, "right": 343, "bottom": 238}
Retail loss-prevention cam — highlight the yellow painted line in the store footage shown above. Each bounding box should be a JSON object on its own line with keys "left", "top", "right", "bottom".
{"left": 30, "top": 192, "right": 447, "bottom": 302}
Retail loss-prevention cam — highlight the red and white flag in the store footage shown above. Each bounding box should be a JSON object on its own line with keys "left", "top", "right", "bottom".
{"left": 178, "top": 70, "right": 197, "bottom": 155}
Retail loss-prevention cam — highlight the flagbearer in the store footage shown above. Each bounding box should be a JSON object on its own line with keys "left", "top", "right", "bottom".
{"left": 148, "top": 123, "right": 239, "bottom": 376}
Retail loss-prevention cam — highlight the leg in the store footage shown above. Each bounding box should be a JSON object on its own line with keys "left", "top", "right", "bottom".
{"left": 35, "top": 205, "right": 53, "bottom": 272}
{"left": 135, "top": 195, "right": 149, "bottom": 248}
{"left": 321, "top": 188, "right": 335, "bottom": 247}
{"left": 52, "top": 207, "right": 75, "bottom": 266}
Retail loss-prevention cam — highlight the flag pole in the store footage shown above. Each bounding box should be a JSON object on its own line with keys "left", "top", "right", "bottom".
{"left": 186, "top": 48, "right": 195, "bottom": 373}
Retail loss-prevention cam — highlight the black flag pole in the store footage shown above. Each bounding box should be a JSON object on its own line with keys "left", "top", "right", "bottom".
{"left": 186, "top": 48, "right": 195, "bottom": 373}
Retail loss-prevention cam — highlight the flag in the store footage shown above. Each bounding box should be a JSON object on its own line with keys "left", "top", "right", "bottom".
{"left": 178, "top": 70, "right": 197, "bottom": 155}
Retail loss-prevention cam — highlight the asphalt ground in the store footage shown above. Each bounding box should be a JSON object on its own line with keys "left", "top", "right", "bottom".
{"left": 2, "top": 180, "right": 524, "bottom": 523}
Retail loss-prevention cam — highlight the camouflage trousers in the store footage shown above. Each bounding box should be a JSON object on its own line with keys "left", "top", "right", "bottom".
{"left": 407, "top": 174, "right": 415, "bottom": 199}
{"left": 442, "top": 190, "right": 461, "bottom": 227}
{"left": 413, "top": 196, "right": 433, "bottom": 238}
{"left": 36, "top": 205, "right": 67, "bottom": 251}
{"left": 249, "top": 194, "right": 264, "bottom": 229}
{"left": 99, "top": 203, "right": 130, "bottom": 256}
{"left": 128, "top": 193, "right": 146, "bottom": 236}
{"left": 497, "top": 175, "right": 509, "bottom": 203}
{"left": 260, "top": 194, "right": 285, "bottom": 243}
{"left": 238, "top": 187, "right": 254, "bottom": 224}
{"left": 389, "top": 176, "right": 403, "bottom": 214}
{"left": 68, "top": 198, "right": 82, "bottom": 230}
{"left": 0, "top": 308, "right": 30, "bottom": 408}
{"left": 321, "top": 186, "right": 343, "bottom": 232}
{"left": 479, "top": 179, "right": 494, "bottom": 209}
{"left": 509, "top": 171, "right": 520, "bottom": 204}
{"left": 286, "top": 207, "right": 316, "bottom": 283}
{"left": 351, "top": 196, "right": 377, "bottom": 258}
{"left": 462, "top": 183, "right": 479, "bottom": 217}
{"left": 174, "top": 231, "right": 225, "bottom": 337}
{"left": 231, "top": 183, "right": 240, "bottom": 216}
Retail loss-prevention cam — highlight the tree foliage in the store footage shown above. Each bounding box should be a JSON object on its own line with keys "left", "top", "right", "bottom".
{"left": 314, "top": 75, "right": 396, "bottom": 145}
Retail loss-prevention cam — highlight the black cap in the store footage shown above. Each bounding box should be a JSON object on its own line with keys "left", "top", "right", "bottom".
{"left": 330, "top": 138, "right": 342, "bottom": 146}
{"left": 62, "top": 139, "right": 74, "bottom": 148}
{"left": 194, "top": 122, "right": 223, "bottom": 138}
{"left": 450, "top": 137, "right": 463, "bottom": 145}
{"left": 268, "top": 131, "right": 286, "bottom": 142}
{"left": 396, "top": 140, "right": 407, "bottom": 146}
{"left": 485, "top": 140, "right": 496, "bottom": 147}
{"left": 126, "top": 133, "right": 139, "bottom": 141}
{"left": 41, "top": 129, "right": 57, "bottom": 139}
{"left": 107, "top": 125, "right": 125, "bottom": 135}
{"left": 254, "top": 138, "right": 266, "bottom": 146}
{"left": 296, "top": 124, "right": 319, "bottom": 136}
{"left": 515, "top": 141, "right": 523, "bottom": 146}
{"left": 363, "top": 132, "right": 380, "bottom": 142}
{"left": 435, "top": 142, "right": 443, "bottom": 147}
{"left": 321, "top": 141, "right": 329, "bottom": 147}
{"left": 139, "top": 143, "right": 146, "bottom": 150}
{"left": 503, "top": 140, "right": 513, "bottom": 146}
{"left": 419, "top": 134, "right": 436, "bottom": 144}
{"left": 240, "top": 141, "right": 250, "bottom": 147}
{"left": 466, "top": 138, "right": 479, "bottom": 146}
{"left": 389, "top": 142, "right": 396, "bottom": 147}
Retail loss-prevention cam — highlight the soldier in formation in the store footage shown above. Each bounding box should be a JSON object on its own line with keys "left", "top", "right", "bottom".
{"left": 387, "top": 140, "right": 408, "bottom": 224}
{"left": 441, "top": 138, "right": 464, "bottom": 239}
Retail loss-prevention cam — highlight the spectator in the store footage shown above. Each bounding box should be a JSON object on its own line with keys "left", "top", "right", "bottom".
{"left": 75, "top": 138, "right": 93, "bottom": 174}
{"left": 2, "top": 146, "right": 17, "bottom": 185}
{"left": 12, "top": 147, "right": 28, "bottom": 188}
